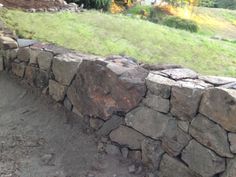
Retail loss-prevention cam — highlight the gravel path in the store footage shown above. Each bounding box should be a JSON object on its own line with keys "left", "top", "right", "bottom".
{"left": 0, "top": 72, "right": 141, "bottom": 177}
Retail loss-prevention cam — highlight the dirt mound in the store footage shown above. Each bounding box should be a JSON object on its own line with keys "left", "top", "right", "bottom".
{"left": 0, "top": 0, "right": 66, "bottom": 9}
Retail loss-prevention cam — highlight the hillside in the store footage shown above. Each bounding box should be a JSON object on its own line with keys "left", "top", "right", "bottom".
{"left": 0, "top": 8, "right": 236, "bottom": 77}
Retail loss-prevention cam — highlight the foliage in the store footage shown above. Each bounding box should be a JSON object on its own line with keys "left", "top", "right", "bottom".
{"left": 1, "top": 9, "right": 236, "bottom": 77}
{"left": 162, "top": 16, "right": 199, "bottom": 32}
{"left": 214, "top": 0, "right": 236, "bottom": 9}
{"left": 66, "top": 0, "right": 111, "bottom": 10}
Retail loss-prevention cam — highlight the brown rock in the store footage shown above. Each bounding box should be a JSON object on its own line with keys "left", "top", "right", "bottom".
{"left": 11, "top": 62, "right": 26, "bottom": 77}
{"left": 69, "top": 58, "right": 148, "bottom": 120}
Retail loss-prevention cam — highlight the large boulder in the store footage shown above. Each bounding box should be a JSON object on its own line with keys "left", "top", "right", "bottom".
{"left": 182, "top": 140, "right": 225, "bottom": 177}
{"left": 67, "top": 58, "right": 148, "bottom": 120}
{"left": 125, "top": 106, "right": 172, "bottom": 140}
{"left": 199, "top": 88, "right": 236, "bottom": 132}
{"left": 189, "top": 114, "right": 233, "bottom": 158}
{"left": 159, "top": 154, "right": 200, "bottom": 177}
{"left": 0, "top": 36, "right": 18, "bottom": 50}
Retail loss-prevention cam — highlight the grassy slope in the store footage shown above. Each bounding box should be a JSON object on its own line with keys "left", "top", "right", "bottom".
{"left": 1, "top": 9, "right": 236, "bottom": 77}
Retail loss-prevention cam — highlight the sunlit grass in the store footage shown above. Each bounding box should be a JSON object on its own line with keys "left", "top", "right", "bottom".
{"left": 0, "top": 9, "right": 236, "bottom": 77}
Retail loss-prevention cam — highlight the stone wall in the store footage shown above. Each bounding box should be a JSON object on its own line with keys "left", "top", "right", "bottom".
{"left": 1, "top": 35, "right": 236, "bottom": 177}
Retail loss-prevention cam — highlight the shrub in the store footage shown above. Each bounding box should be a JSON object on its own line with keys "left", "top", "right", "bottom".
{"left": 66, "top": 0, "right": 112, "bottom": 10}
{"left": 162, "top": 16, "right": 199, "bottom": 32}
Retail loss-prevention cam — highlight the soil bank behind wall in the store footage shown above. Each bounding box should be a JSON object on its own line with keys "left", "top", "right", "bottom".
{"left": 0, "top": 0, "right": 65, "bottom": 9}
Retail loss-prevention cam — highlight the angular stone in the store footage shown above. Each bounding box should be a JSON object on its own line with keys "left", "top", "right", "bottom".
{"left": 182, "top": 140, "right": 225, "bottom": 177}
{"left": 52, "top": 53, "right": 82, "bottom": 86}
{"left": 170, "top": 82, "right": 204, "bottom": 121}
{"left": 159, "top": 154, "right": 200, "bottom": 177}
{"left": 228, "top": 133, "right": 236, "bottom": 154}
{"left": 24, "top": 65, "right": 38, "bottom": 85}
{"left": 4, "top": 49, "right": 17, "bottom": 70}
{"left": 34, "top": 69, "right": 49, "bottom": 88}
{"left": 125, "top": 106, "right": 172, "bottom": 140}
{"left": 63, "top": 97, "right": 72, "bottom": 111}
{"left": 109, "top": 125, "right": 145, "bottom": 149}
{"left": 220, "top": 158, "right": 236, "bottom": 177}
{"left": 29, "top": 48, "right": 41, "bottom": 65}
{"left": 105, "top": 144, "right": 121, "bottom": 156}
{"left": 128, "top": 150, "right": 142, "bottom": 161}
{"left": 0, "top": 55, "right": 3, "bottom": 71}
{"left": 0, "top": 36, "right": 18, "bottom": 49}
{"left": 146, "top": 72, "right": 177, "bottom": 99}
{"left": 160, "top": 68, "right": 198, "bottom": 80}
{"left": 96, "top": 115, "right": 123, "bottom": 136}
{"left": 199, "top": 75, "right": 236, "bottom": 86}
{"left": 89, "top": 118, "right": 104, "bottom": 130}
{"left": 11, "top": 62, "right": 26, "bottom": 77}
{"left": 177, "top": 120, "right": 189, "bottom": 133}
{"left": 69, "top": 58, "right": 148, "bottom": 119}
{"left": 190, "top": 114, "right": 233, "bottom": 158}
{"left": 37, "top": 51, "right": 53, "bottom": 70}
{"left": 161, "top": 119, "right": 191, "bottom": 157}
{"left": 17, "top": 47, "right": 31, "bottom": 62}
{"left": 142, "top": 93, "right": 170, "bottom": 113}
{"left": 199, "top": 88, "right": 236, "bottom": 132}
{"left": 49, "top": 80, "right": 67, "bottom": 102}
{"left": 141, "top": 138, "right": 165, "bottom": 170}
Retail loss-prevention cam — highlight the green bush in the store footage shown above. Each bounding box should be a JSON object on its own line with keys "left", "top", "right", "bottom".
{"left": 66, "top": 0, "right": 111, "bottom": 10}
{"left": 162, "top": 16, "right": 199, "bottom": 32}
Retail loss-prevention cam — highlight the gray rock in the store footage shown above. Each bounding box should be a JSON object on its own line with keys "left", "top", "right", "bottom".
{"left": 52, "top": 53, "right": 82, "bottom": 85}
{"left": 159, "top": 154, "right": 200, "bottom": 177}
{"left": 96, "top": 115, "right": 123, "bottom": 136}
{"left": 177, "top": 120, "right": 189, "bottom": 133}
{"left": 228, "top": 133, "right": 236, "bottom": 154}
{"left": 189, "top": 114, "right": 233, "bottom": 158}
{"left": 17, "top": 47, "right": 31, "bottom": 62}
{"left": 160, "top": 68, "right": 198, "bottom": 80}
{"left": 0, "top": 55, "right": 3, "bottom": 71}
{"left": 161, "top": 119, "right": 191, "bottom": 156}
{"left": 11, "top": 62, "right": 26, "bottom": 77}
{"left": 141, "top": 138, "right": 165, "bottom": 170}
{"left": 17, "top": 39, "right": 38, "bottom": 47}
{"left": 199, "top": 75, "right": 236, "bottom": 86}
{"left": 128, "top": 165, "right": 136, "bottom": 174}
{"left": 142, "top": 93, "right": 170, "bottom": 113}
{"left": 128, "top": 150, "right": 142, "bottom": 161}
{"left": 63, "top": 97, "right": 72, "bottom": 111}
{"left": 170, "top": 83, "right": 204, "bottom": 121}
{"left": 182, "top": 140, "right": 225, "bottom": 177}
{"left": 89, "top": 118, "right": 104, "bottom": 130}
{"left": 105, "top": 144, "right": 121, "bottom": 155}
{"left": 34, "top": 69, "right": 49, "bottom": 88}
{"left": 3, "top": 49, "right": 17, "bottom": 70}
{"left": 146, "top": 72, "right": 177, "bottom": 98}
{"left": 0, "top": 36, "right": 18, "bottom": 49}
{"left": 49, "top": 80, "right": 67, "bottom": 102}
{"left": 109, "top": 125, "right": 145, "bottom": 149}
{"left": 37, "top": 51, "right": 53, "bottom": 70}
{"left": 125, "top": 106, "right": 172, "bottom": 140}
{"left": 220, "top": 158, "right": 236, "bottom": 177}
{"left": 121, "top": 147, "right": 129, "bottom": 158}
{"left": 199, "top": 88, "right": 236, "bottom": 132}
{"left": 29, "top": 48, "right": 40, "bottom": 65}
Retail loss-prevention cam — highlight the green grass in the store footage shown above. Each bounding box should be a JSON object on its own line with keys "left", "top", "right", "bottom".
{"left": 1, "top": 8, "right": 236, "bottom": 77}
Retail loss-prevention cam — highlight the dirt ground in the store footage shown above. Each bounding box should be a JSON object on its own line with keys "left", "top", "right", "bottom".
{"left": 0, "top": 72, "right": 142, "bottom": 177}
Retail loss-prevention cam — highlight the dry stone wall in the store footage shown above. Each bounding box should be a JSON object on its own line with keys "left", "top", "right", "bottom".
{"left": 1, "top": 35, "right": 236, "bottom": 177}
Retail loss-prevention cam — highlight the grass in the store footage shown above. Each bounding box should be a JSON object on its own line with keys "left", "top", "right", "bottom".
{"left": 0, "top": 8, "right": 236, "bottom": 77}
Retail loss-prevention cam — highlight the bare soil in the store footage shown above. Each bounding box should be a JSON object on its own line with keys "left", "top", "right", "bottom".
{"left": 0, "top": 72, "right": 141, "bottom": 177}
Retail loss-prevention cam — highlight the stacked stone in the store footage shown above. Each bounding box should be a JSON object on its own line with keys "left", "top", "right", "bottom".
{"left": 1, "top": 33, "right": 236, "bottom": 177}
